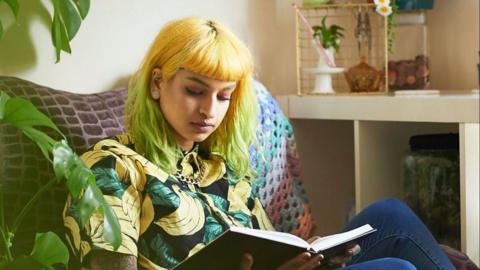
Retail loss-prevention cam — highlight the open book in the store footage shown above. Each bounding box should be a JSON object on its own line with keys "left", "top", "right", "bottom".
{"left": 174, "top": 224, "right": 376, "bottom": 270}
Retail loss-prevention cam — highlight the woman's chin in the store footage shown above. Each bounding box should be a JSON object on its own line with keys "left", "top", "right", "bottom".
{"left": 191, "top": 133, "right": 212, "bottom": 143}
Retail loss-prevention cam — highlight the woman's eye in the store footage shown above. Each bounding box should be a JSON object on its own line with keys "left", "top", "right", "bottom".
{"left": 217, "top": 95, "right": 231, "bottom": 101}
{"left": 186, "top": 87, "right": 203, "bottom": 96}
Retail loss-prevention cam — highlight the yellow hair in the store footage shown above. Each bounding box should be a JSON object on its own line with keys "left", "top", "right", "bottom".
{"left": 126, "top": 17, "right": 258, "bottom": 178}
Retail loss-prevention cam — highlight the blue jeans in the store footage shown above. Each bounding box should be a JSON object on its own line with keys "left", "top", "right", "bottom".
{"left": 338, "top": 198, "right": 455, "bottom": 270}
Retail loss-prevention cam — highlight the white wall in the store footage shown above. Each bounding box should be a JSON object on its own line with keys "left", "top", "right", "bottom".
{"left": 427, "top": 0, "right": 479, "bottom": 90}
{"left": 0, "top": 0, "right": 478, "bottom": 93}
{"left": 0, "top": 0, "right": 277, "bottom": 93}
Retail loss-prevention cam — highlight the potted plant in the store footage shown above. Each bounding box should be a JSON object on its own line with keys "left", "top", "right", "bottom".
{"left": 0, "top": 91, "right": 121, "bottom": 269}
{"left": 0, "top": 0, "right": 90, "bottom": 62}
{"left": 312, "top": 17, "right": 345, "bottom": 56}
{"left": 306, "top": 17, "right": 345, "bottom": 93}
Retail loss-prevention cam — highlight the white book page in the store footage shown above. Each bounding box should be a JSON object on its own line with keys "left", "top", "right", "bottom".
{"left": 310, "top": 224, "right": 375, "bottom": 253}
{"left": 230, "top": 226, "right": 309, "bottom": 249}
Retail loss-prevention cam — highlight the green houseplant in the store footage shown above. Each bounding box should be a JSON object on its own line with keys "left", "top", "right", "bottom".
{"left": 306, "top": 16, "right": 345, "bottom": 93}
{"left": 0, "top": 0, "right": 90, "bottom": 62}
{"left": 312, "top": 17, "right": 345, "bottom": 53}
{"left": 0, "top": 91, "right": 121, "bottom": 269}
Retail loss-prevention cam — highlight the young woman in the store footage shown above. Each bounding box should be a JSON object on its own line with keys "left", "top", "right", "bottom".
{"left": 63, "top": 17, "right": 455, "bottom": 270}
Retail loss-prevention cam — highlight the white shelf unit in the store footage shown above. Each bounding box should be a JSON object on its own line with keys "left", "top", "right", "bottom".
{"left": 276, "top": 93, "right": 479, "bottom": 265}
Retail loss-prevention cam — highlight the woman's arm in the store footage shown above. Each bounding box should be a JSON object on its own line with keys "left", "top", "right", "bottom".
{"left": 90, "top": 250, "right": 137, "bottom": 270}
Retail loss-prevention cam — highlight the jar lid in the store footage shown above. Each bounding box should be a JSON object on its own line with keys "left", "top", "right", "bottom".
{"left": 409, "top": 133, "right": 459, "bottom": 150}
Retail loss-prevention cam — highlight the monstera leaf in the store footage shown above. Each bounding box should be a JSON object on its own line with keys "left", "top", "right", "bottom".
{"left": 0, "top": 0, "right": 90, "bottom": 62}
{"left": 0, "top": 0, "right": 19, "bottom": 39}
{"left": 50, "top": 0, "right": 90, "bottom": 62}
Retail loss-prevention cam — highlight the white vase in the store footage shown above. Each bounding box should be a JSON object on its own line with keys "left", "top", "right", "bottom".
{"left": 318, "top": 47, "right": 336, "bottom": 68}
{"left": 312, "top": 47, "right": 336, "bottom": 93}
{"left": 303, "top": 47, "right": 345, "bottom": 94}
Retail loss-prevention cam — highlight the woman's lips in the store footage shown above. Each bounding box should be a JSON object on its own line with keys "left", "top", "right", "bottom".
{"left": 190, "top": 122, "right": 214, "bottom": 133}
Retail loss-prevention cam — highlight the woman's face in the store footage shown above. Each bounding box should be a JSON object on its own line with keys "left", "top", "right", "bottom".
{"left": 151, "top": 68, "right": 236, "bottom": 151}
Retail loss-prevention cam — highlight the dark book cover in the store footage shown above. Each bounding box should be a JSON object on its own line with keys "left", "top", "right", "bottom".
{"left": 173, "top": 225, "right": 376, "bottom": 270}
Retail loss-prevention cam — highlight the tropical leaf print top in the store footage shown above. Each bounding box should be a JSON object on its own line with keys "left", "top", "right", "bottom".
{"left": 63, "top": 134, "right": 274, "bottom": 269}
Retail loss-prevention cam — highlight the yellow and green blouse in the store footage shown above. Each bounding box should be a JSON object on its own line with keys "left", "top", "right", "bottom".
{"left": 63, "top": 134, "right": 274, "bottom": 270}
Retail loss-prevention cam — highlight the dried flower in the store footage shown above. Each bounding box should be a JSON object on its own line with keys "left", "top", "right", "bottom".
{"left": 372, "top": 0, "right": 397, "bottom": 53}
{"left": 374, "top": 0, "right": 391, "bottom": 6}
{"left": 376, "top": 4, "right": 393, "bottom": 16}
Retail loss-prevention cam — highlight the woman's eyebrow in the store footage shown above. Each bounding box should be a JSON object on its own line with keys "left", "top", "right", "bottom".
{"left": 186, "top": 76, "right": 236, "bottom": 91}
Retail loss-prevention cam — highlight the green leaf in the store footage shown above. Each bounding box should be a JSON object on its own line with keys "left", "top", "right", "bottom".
{"left": 331, "top": 25, "right": 345, "bottom": 31}
{"left": 3, "top": 97, "right": 63, "bottom": 135}
{"left": 30, "top": 232, "right": 69, "bottom": 268}
{"left": 5, "top": 255, "right": 44, "bottom": 270}
{"left": 0, "top": 91, "right": 10, "bottom": 119}
{"left": 52, "top": 140, "right": 77, "bottom": 179}
{"left": 51, "top": 10, "right": 71, "bottom": 63}
{"left": 68, "top": 163, "right": 122, "bottom": 249}
{"left": 77, "top": 185, "right": 101, "bottom": 226}
{"left": 53, "top": 139, "right": 93, "bottom": 196}
{"left": 0, "top": 20, "right": 3, "bottom": 40}
{"left": 57, "top": 0, "right": 82, "bottom": 40}
{"left": 3, "top": 0, "right": 19, "bottom": 19}
{"left": 22, "top": 126, "right": 56, "bottom": 161}
{"left": 321, "top": 16, "right": 327, "bottom": 28}
{"left": 49, "top": 0, "right": 90, "bottom": 62}
{"left": 102, "top": 202, "right": 121, "bottom": 251}
{"left": 52, "top": 11, "right": 62, "bottom": 63}
{"left": 67, "top": 163, "right": 93, "bottom": 198}
{"left": 73, "top": 0, "right": 90, "bottom": 19}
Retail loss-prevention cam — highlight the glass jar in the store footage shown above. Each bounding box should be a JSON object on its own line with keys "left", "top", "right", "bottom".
{"left": 401, "top": 133, "right": 460, "bottom": 249}
{"left": 389, "top": 4, "right": 432, "bottom": 90}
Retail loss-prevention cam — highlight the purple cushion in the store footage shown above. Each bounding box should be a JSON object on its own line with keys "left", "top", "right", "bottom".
{"left": 0, "top": 76, "right": 127, "bottom": 253}
{"left": 440, "top": 245, "right": 479, "bottom": 270}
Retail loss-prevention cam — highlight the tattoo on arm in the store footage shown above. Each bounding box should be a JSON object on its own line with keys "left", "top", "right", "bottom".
{"left": 90, "top": 250, "right": 137, "bottom": 270}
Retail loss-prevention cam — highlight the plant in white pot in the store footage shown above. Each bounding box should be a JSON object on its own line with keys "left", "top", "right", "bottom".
{"left": 306, "top": 17, "right": 345, "bottom": 94}
{"left": 312, "top": 17, "right": 345, "bottom": 66}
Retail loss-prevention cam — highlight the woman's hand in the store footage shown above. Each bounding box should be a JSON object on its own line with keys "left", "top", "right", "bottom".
{"left": 308, "top": 236, "right": 361, "bottom": 268}
{"left": 238, "top": 252, "right": 323, "bottom": 270}
{"left": 326, "top": 243, "right": 361, "bottom": 267}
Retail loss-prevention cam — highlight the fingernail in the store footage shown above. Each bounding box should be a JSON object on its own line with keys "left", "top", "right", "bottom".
{"left": 301, "top": 253, "right": 311, "bottom": 262}
{"left": 319, "top": 254, "right": 324, "bottom": 260}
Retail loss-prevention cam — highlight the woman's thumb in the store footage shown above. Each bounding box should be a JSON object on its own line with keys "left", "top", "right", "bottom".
{"left": 239, "top": 253, "right": 254, "bottom": 270}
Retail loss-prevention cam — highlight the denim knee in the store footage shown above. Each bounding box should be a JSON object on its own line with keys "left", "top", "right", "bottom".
{"left": 371, "top": 198, "right": 408, "bottom": 211}
{"left": 376, "top": 258, "right": 417, "bottom": 270}
{"left": 367, "top": 198, "right": 415, "bottom": 222}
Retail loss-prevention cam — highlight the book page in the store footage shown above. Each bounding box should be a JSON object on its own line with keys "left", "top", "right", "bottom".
{"left": 230, "top": 226, "right": 309, "bottom": 249}
{"left": 310, "top": 224, "right": 375, "bottom": 253}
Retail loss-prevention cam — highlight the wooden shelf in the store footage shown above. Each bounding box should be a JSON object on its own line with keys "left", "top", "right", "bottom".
{"left": 276, "top": 93, "right": 479, "bottom": 265}
{"left": 276, "top": 93, "right": 479, "bottom": 123}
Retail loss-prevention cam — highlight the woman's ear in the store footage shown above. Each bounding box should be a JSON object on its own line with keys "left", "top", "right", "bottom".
{"left": 150, "top": 67, "right": 163, "bottom": 100}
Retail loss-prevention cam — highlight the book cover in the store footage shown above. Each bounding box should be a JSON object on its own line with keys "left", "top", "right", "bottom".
{"left": 173, "top": 224, "right": 376, "bottom": 270}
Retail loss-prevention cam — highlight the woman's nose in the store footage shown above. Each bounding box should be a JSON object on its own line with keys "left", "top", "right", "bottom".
{"left": 199, "top": 96, "right": 215, "bottom": 119}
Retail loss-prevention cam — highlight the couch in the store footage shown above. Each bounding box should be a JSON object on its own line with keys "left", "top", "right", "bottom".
{"left": 0, "top": 76, "right": 476, "bottom": 269}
